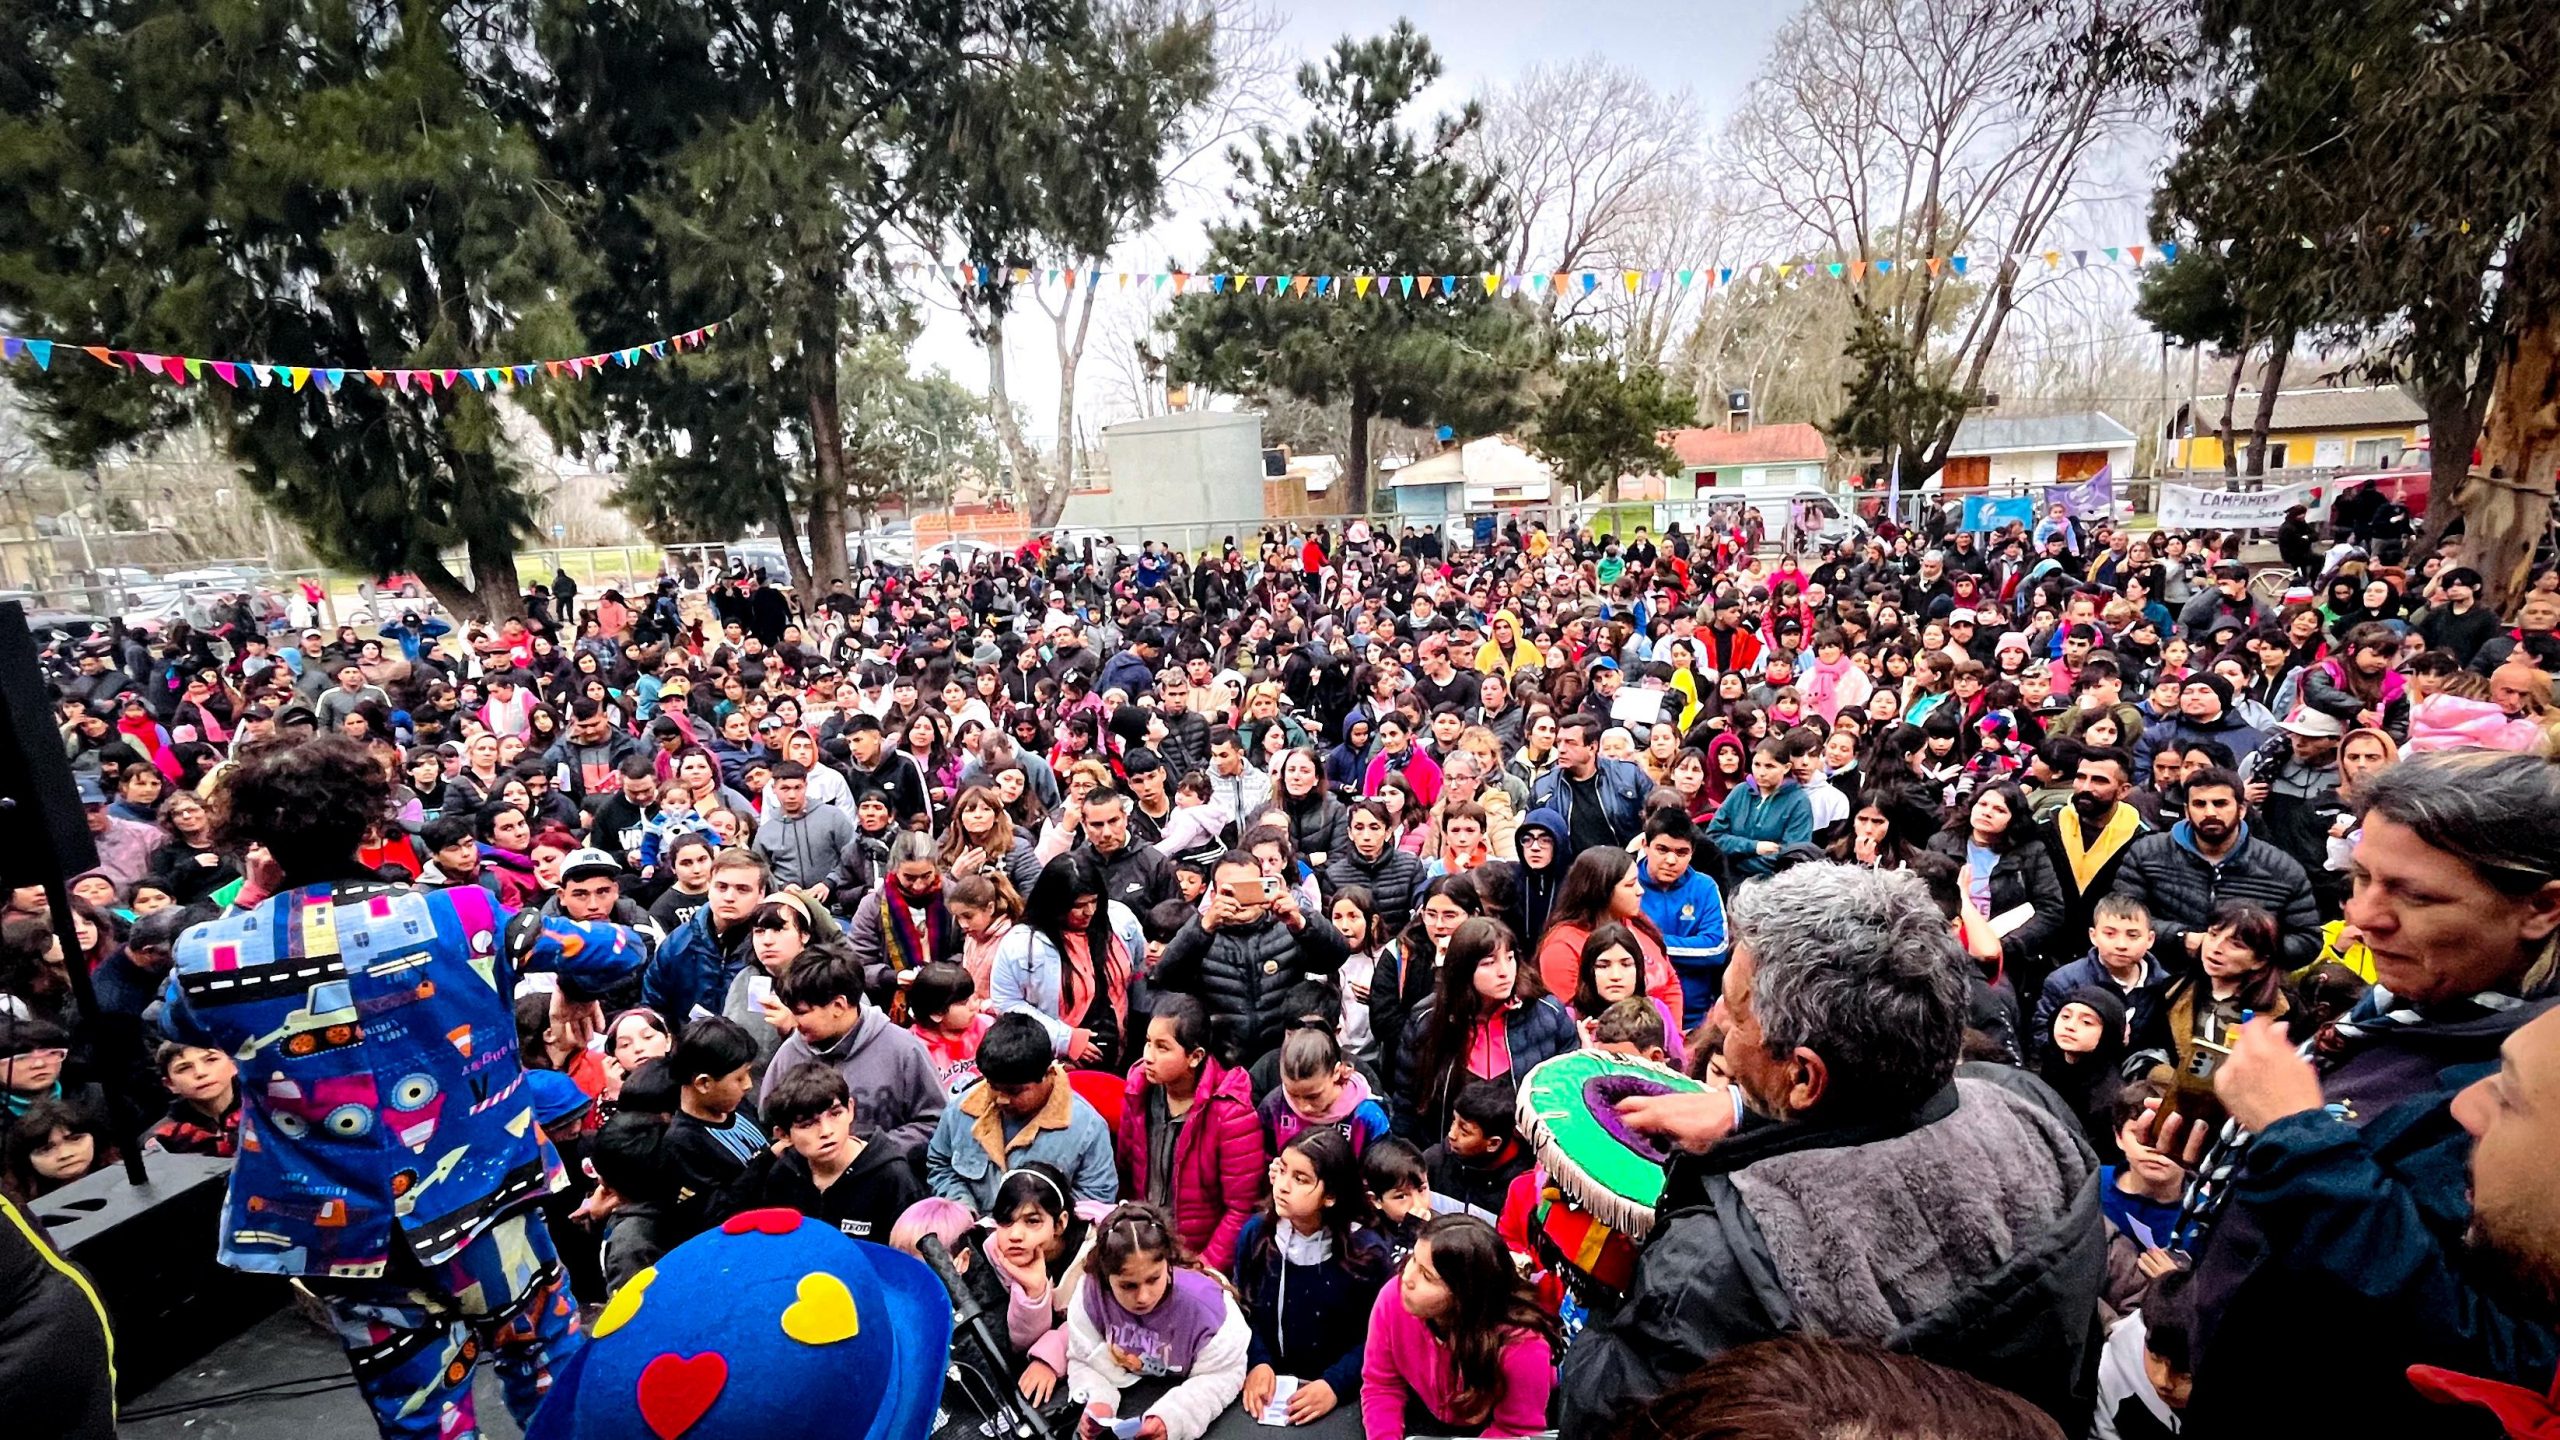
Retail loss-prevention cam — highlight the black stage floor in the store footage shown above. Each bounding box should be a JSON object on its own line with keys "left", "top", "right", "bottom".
{"left": 124, "top": 1306, "right": 518, "bottom": 1440}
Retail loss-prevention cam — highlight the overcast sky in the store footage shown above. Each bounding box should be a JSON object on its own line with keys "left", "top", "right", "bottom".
{"left": 1280, "top": 0, "right": 1795, "bottom": 110}
{"left": 903, "top": 3, "right": 1808, "bottom": 440}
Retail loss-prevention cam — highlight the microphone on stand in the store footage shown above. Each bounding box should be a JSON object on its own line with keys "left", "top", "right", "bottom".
{"left": 918, "top": 1233, "right": 1045, "bottom": 1439}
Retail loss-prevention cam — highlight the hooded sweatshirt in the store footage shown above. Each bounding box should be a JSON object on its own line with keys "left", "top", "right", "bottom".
{"left": 1257, "top": 1069, "right": 1392, "bottom": 1157}
{"left": 1512, "top": 807, "right": 1569, "bottom": 942}
{"left": 706, "top": 1133, "right": 926, "bottom": 1243}
{"left": 759, "top": 1005, "right": 948, "bottom": 1162}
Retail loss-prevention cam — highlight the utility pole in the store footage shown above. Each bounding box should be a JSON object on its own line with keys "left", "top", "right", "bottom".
{"left": 2152, "top": 333, "right": 2169, "bottom": 483}
{"left": 61, "top": 472, "right": 96, "bottom": 579}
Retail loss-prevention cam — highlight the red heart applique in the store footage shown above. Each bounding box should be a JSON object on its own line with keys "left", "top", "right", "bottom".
{"left": 720, "top": 1207, "right": 804, "bottom": 1237}
{"left": 637, "top": 1352, "right": 728, "bottom": 1439}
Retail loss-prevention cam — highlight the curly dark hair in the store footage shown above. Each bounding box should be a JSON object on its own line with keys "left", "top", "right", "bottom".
{"left": 212, "top": 735, "right": 392, "bottom": 878}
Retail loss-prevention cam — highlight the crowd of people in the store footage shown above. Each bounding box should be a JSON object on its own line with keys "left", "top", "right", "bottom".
{"left": 10, "top": 499, "right": 2560, "bottom": 1440}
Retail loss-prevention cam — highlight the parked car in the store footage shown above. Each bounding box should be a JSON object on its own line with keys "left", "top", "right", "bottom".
{"left": 162, "top": 565, "right": 266, "bottom": 589}
{"left": 916, "top": 539, "right": 1000, "bottom": 572}
{"left": 122, "top": 585, "right": 243, "bottom": 636}
{"left": 2315, "top": 465, "right": 2433, "bottom": 526}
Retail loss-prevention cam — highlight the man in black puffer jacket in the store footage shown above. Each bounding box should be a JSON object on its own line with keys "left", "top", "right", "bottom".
{"left": 2110, "top": 765, "right": 2323, "bottom": 972}
{"left": 1324, "top": 799, "right": 1427, "bottom": 930}
{"left": 1154, "top": 852, "right": 1349, "bottom": 1068}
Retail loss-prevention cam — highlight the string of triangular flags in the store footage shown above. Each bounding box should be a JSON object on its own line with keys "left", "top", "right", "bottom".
{"left": 894, "top": 242, "right": 2184, "bottom": 299}
{"left": 0, "top": 320, "right": 726, "bottom": 392}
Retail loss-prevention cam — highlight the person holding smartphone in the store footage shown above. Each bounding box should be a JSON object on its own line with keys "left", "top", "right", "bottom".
{"left": 1152, "top": 852, "right": 1351, "bottom": 1071}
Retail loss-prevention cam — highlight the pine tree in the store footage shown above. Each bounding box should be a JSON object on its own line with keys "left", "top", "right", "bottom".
{"left": 0, "top": 0, "right": 592, "bottom": 620}
{"left": 1166, "top": 23, "right": 1541, "bottom": 514}
{"left": 1524, "top": 329, "right": 1697, "bottom": 498}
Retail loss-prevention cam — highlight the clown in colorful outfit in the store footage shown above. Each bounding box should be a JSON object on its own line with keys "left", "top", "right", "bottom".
{"left": 159, "top": 736, "right": 647, "bottom": 1440}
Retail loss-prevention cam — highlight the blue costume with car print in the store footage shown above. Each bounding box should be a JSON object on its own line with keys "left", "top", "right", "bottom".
{"left": 161, "top": 878, "right": 644, "bottom": 1440}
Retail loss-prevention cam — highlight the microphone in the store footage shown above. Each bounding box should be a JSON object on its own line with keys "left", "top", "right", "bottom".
{"left": 917, "top": 1233, "right": 985, "bottom": 1327}
{"left": 918, "top": 1234, "right": 1042, "bottom": 1439}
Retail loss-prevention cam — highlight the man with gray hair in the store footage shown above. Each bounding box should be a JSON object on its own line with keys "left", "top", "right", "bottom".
{"left": 1564, "top": 862, "right": 2106, "bottom": 1434}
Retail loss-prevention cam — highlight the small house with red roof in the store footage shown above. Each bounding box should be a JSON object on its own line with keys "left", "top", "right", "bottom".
{"left": 1662, "top": 423, "right": 1834, "bottom": 500}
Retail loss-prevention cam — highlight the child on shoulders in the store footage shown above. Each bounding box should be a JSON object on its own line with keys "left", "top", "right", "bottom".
{"left": 908, "top": 960, "right": 995, "bottom": 1094}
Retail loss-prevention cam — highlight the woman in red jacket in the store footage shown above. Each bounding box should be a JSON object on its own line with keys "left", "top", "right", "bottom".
{"left": 1117, "top": 993, "right": 1268, "bottom": 1271}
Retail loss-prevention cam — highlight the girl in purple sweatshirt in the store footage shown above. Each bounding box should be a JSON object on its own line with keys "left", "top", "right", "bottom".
{"left": 1067, "top": 1202, "right": 1250, "bottom": 1440}
{"left": 1360, "top": 1215, "right": 1558, "bottom": 1439}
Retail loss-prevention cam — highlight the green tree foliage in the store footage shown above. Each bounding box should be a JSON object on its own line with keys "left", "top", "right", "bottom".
{"left": 0, "top": 0, "right": 592, "bottom": 619}
{"left": 514, "top": 0, "right": 1100, "bottom": 594}
{"left": 2134, "top": 249, "right": 2290, "bottom": 478}
{"left": 1166, "top": 23, "right": 1543, "bottom": 513}
{"left": 1821, "top": 310, "right": 1971, "bottom": 485}
{"left": 2152, "top": 0, "right": 2560, "bottom": 598}
{"left": 836, "top": 330, "right": 1005, "bottom": 526}
{"left": 937, "top": 0, "right": 1220, "bottom": 528}
{"left": 1524, "top": 329, "right": 1696, "bottom": 498}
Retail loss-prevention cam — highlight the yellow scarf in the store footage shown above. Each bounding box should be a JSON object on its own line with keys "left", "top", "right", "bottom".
{"left": 2057, "top": 803, "right": 2142, "bottom": 893}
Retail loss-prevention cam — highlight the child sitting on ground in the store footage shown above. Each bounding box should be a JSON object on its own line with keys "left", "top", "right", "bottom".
{"left": 1260, "top": 1022, "right": 1392, "bottom": 1157}
{"left": 708, "top": 1064, "right": 924, "bottom": 1242}
{"left": 1362, "top": 1137, "right": 1431, "bottom": 1265}
{"left": 900, "top": 1164, "right": 1098, "bottom": 1413}
{"left": 1068, "top": 1200, "right": 1251, "bottom": 1440}
{"left": 1422, "top": 1080, "right": 1532, "bottom": 1224}
{"left": 144, "top": 1041, "right": 241, "bottom": 1157}
{"left": 1231, "top": 1129, "right": 1391, "bottom": 1428}
{"left": 1359, "top": 1214, "right": 1559, "bottom": 1439}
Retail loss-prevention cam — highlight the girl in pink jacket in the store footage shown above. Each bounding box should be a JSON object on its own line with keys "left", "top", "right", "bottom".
{"left": 1360, "top": 1215, "right": 1558, "bottom": 1438}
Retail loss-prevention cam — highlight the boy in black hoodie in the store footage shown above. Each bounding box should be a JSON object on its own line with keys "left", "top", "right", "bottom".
{"left": 710, "top": 1064, "right": 924, "bottom": 1242}
{"left": 1421, "top": 1080, "right": 1532, "bottom": 1223}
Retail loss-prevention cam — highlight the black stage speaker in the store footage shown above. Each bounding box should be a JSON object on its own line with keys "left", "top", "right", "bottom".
{"left": 0, "top": 600, "right": 99, "bottom": 886}
{"left": 0, "top": 601, "right": 150, "bottom": 1183}
{"left": 30, "top": 1151, "right": 286, "bottom": 1397}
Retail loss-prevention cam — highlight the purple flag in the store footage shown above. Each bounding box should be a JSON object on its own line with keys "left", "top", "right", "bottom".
{"left": 2044, "top": 463, "right": 2114, "bottom": 519}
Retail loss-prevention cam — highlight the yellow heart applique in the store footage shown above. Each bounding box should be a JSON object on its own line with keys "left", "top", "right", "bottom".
{"left": 592, "top": 1265, "right": 656, "bottom": 1339}
{"left": 779, "top": 1271, "right": 860, "bottom": 1346}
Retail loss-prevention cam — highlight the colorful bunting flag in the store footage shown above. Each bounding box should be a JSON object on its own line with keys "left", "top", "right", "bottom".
{"left": 0, "top": 317, "right": 726, "bottom": 397}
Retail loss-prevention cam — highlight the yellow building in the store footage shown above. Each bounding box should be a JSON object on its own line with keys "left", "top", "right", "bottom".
{"left": 2171, "top": 385, "right": 2425, "bottom": 472}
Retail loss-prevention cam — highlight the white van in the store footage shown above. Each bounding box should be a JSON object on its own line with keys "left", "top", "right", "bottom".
{"left": 1654, "top": 484, "right": 1868, "bottom": 550}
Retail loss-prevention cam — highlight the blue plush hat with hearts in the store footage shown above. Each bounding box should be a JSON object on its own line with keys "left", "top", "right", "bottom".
{"left": 527, "top": 1207, "right": 950, "bottom": 1440}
